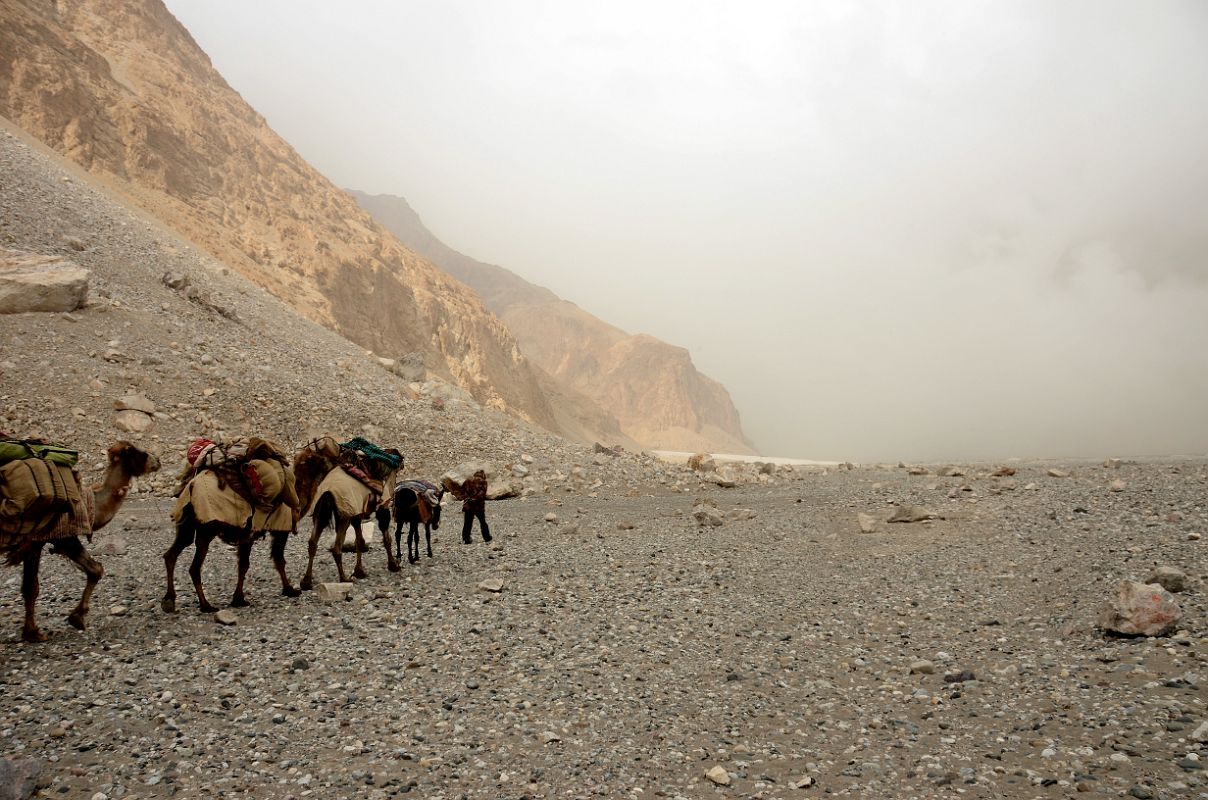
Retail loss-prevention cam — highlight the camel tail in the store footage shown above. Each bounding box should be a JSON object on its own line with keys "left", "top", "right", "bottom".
{"left": 313, "top": 492, "right": 336, "bottom": 537}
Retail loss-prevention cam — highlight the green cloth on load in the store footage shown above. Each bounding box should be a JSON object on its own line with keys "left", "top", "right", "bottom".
{"left": 0, "top": 439, "right": 79, "bottom": 468}
{"left": 339, "top": 437, "right": 401, "bottom": 470}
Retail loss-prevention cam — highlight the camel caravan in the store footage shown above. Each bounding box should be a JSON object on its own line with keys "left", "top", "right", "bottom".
{"left": 0, "top": 431, "right": 478, "bottom": 643}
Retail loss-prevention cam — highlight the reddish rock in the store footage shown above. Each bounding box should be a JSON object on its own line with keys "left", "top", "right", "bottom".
{"left": 1097, "top": 580, "right": 1181, "bottom": 637}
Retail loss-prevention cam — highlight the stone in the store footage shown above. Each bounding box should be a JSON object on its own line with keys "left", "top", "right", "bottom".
{"left": 114, "top": 394, "right": 156, "bottom": 414}
{"left": 214, "top": 609, "right": 237, "bottom": 625}
{"left": 992, "top": 466, "right": 1017, "bottom": 477}
{"left": 108, "top": 605, "right": 127, "bottom": 617}
{"left": 441, "top": 461, "right": 522, "bottom": 500}
{"left": 1109, "top": 478, "right": 1126, "bottom": 492}
{"left": 317, "top": 582, "right": 354, "bottom": 602}
{"left": 693, "top": 504, "right": 724, "bottom": 528}
{"left": 1047, "top": 468, "right": 1070, "bottom": 478}
{"left": 907, "top": 466, "right": 929, "bottom": 475}
{"left": 1191, "top": 721, "right": 1208, "bottom": 743}
{"left": 544, "top": 513, "right": 558, "bottom": 523}
{"left": 725, "top": 508, "right": 756, "bottom": 522}
{"left": 1097, "top": 580, "right": 1181, "bottom": 637}
{"left": 0, "top": 757, "right": 41, "bottom": 800}
{"left": 1145, "top": 566, "right": 1187, "bottom": 593}
{"left": 478, "top": 578, "right": 504, "bottom": 593}
{"left": 857, "top": 513, "right": 877, "bottom": 533}
{"left": 1104, "top": 458, "right": 1122, "bottom": 469}
{"left": 888, "top": 504, "right": 940, "bottom": 523}
{"left": 705, "top": 765, "right": 731, "bottom": 786}
{"left": 95, "top": 536, "right": 128, "bottom": 556}
{"left": 114, "top": 409, "right": 153, "bottom": 432}
{"left": 540, "top": 731, "right": 561, "bottom": 744}
{"left": 290, "top": 657, "right": 310, "bottom": 671}
{"left": 687, "top": 452, "right": 716, "bottom": 473}
{"left": 910, "top": 659, "right": 936, "bottom": 675}
{"left": 0, "top": 251, "right": 89, "bottom": 313}
{"left": 791, "top": 776, "right": 815, "bottom": 789}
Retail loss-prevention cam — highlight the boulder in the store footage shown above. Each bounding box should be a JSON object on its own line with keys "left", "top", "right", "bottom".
{"left": 0, "top": 251, "right": 89, "bottom": 314}
{"left": 317, "top": 582, "right": 353, "bottom": 602}
{"left": 1047, "top": 468, "right": 1070, "bottom": 478}
{"left": 478, "top": 578, "right": 504, "bottom": 593}
{"left": 1145, "top": 566, "right": 1187, "bottom": 593}
{"left": 705, "top": 766, "right": 731, "bottom": 786}
{"left": 114, "top": 409, "right": 153, "bottom": 433}
{"left": 0, "top": 757, "right": 41, "bottom": 800}
{"left": 1097, "top": 580, "right": 1181, "bottom": 637}
{"left": 687, "top": 452, "right": 716, "bottom": 472}
{"left": 693, "top": 504, "right": 724, "bottom": 527}
{"left": 114, "top": 394, "right": 156, "bottom": 414}
{"left": 441, "top": 461, "right": 522, "bottom": 501}
{"left": 888, "top": 504, "right": 940, "bottom": 523}
{"left": 857, "top": 513, "right": 877, "bottom": 533}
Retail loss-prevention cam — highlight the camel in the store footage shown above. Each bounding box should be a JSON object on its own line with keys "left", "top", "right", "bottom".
{"left": 296, "top": 438, "right": 402, "bottom": 589}
{"left": 162, "top": 439, "right": 301, "bottom": 613}
{"left": 1, "top": 441, "right": 160, "bottom": 643}
{"left": 376, "top": 480, "right": 444, "bottom": 564}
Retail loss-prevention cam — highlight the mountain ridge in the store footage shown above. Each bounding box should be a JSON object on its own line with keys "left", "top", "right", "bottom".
{"left": 0, "top": 0, "right": 558, "bottom": 431}
{"left": 350, "top": 190, "right": 756, "bottom": 455}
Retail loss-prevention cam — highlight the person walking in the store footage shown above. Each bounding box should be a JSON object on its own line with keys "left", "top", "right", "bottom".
{"left": 461, "top": 469, "right": 491, "bottom": 544}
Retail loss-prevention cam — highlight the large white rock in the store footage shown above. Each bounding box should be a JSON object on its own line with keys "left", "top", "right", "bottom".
{"left": 114, "top": 409, "right": 153, "bottom": 433}
{"left": 441, "top": 461, "right": 522, "bottom": 500}
{"left": 115, "top": 394, "right": 156, "bottom": 414}
{"left": 0, "top": 251, "right": 90, "bottom": 313}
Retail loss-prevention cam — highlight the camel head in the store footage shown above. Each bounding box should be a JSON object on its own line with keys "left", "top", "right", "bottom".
{"left": 107, "top": 441, "right": 162, "bottom": 479}
{"left": 430, "top": 489, "right": 445, "bottom": 529}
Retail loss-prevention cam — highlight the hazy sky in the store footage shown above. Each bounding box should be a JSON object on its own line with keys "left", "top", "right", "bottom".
{"left": 165, "top": 0, "right": 1208, "bottom": 461}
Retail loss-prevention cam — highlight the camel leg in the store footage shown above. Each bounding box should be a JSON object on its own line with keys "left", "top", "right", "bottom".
{"left": 395, "top": 519, "right": 406, "bottom": 566}
{"left": 56, "top": 537, "right": 103, "bottom": 632}
{"left": 351, "top": 520, "right": 369, "bottom": 580}
{"left": 271, "top": 531, "right": 300, "bottom": 597}
{"left": 231, "top": 538, "right": 253, "bottom": 607}
{"left": 162, "top": 516, "right": 196, "bottom": 613}
{"left": 188, "top": 527, "right": 219, "bottom": 613}
{"left": 20, "top": 543, "right": 47, "bottom": 643}
{"left": 330, "top": 519, "right": 350, "bottom": 583}
{"left": 300, "top": 520, "right": 321, "bottom": 591}
{"left": 382, "top": 518, "right": 400, "bottom": 572}
{"left": 425, "top": 523, "right": 434, "bottom": 559}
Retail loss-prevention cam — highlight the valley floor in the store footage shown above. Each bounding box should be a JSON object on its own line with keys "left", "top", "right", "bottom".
{"left": 1, "top": 461, "right": 1205, "bottom": 799}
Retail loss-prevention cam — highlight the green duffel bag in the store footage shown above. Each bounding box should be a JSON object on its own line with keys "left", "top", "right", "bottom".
{"left": 0, "top": 439, "right": 80, "bottom": 468}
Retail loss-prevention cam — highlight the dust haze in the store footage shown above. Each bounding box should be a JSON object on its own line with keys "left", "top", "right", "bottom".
{"left": 166, "top": 0, "right": 1208, "bottom": 462}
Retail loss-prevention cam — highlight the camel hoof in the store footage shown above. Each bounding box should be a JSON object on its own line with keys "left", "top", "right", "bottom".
{"left": 388, "top": 563, "right": 401, "bottom": 573}
{"left": 299, "top": 577, "right": 314, "bottom": 592}
{"left": 409, "top": 557, "right": 418, "bottom": 565}
{"left": 161, "top": 597, "right": 177, "bottom": 614}
{"left": 66, "top": 611, "right": 87, "bottom": 632}
{"left": 282, "top": 585, "right": 301, "bottom": 598}
{"left": 353, "top": 568, "right": 368, "bottom": 580}
{"left": 230, "top": 595, "right": 250, "bottom": 608}
{"left": 21, "top": 627, "right": 49, "bottom": 643}
{"left": 198, "top": 602, "right": 219, "bottom": 614}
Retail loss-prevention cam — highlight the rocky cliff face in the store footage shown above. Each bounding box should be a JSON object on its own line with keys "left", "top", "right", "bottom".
{"left": 0, "top": 0, "right": 557, "bottom": 429}
{"left": 351, "top": 191, "right": 756, "bottom": 455}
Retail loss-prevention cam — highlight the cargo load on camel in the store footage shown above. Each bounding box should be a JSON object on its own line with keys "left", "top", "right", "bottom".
{"left": 0, "top": 438, "right": 91, "bottom": 544}
{"left": 171, "top": 437, "right": 298, "bottom": 532}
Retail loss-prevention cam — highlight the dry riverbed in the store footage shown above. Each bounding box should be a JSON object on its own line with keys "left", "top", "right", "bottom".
{"left": 1, "top": 461, "right": 1206, "bottom": 800}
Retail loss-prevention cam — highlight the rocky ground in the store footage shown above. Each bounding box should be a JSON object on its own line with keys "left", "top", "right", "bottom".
{"left": 1, "top": 121, "right": 1207, "bottom": 800}
{"left": 0, "top": 461, "right": 1203, "bottom": 800}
